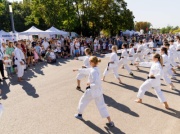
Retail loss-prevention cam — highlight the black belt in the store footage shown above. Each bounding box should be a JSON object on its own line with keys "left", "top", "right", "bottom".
{"left": 107, "top": 62, "right": 111, "bottom": 71}
{"left": 147, "top": 76, "right": 155, "bottom": 79}
{"left": 121, "top": 57, "right": 124, "bottom": 58}
{"left": 177, "top": 50, "right": 180, "bottom": 51}
{"left": 86, "top": 86, "right": 90, "bottom": 90}
{"left": 137, "top": 51, "right": 141, "bottom": 53}
{"left": 129, "top": 56, "right": 133, "bottom": 57}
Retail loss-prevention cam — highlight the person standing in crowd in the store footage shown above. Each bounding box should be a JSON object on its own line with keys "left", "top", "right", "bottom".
{"left": 102, "top": 45, "right": 122, "bottom": 83}
{"left": 14, "top": 42, "right": 25, "bottom": 82}
{"left": 42, "top": 38, "right": 50, "bottom": 51}
{"left": 0, "top": 47, "right": 8, "bottom": 82}
{"left": 6, "top": 42, "right": 15, "bottom": 58}
{"left": 135, "top": 53, "right": 169, "bottom": 109}
{"left": 74, "top": 56, "right": 114, "bottom": 127}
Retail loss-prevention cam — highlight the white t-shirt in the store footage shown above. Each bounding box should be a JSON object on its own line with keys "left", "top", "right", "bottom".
{"left": 42, "top": 41, "right": 49, "bottom": 50}
{"left": 4, "top": 59, "right": 12, "bottom": 67}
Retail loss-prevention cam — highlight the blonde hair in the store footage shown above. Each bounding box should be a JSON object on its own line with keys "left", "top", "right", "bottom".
{"left": 112, "top": 45, "right": 117, "bottom": 53}
{"left": 89, "top": 56, "right": 101, "bottom": 65}
{"left": 84, "top": 48, "right": 92, "bottom": 55}
{"left": 153, "top": 53, "right": 163, "bottom": 67}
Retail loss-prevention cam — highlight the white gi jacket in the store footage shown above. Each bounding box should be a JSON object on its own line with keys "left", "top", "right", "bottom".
{"left": 109, "top": 52, "right": 119, "bottom": 67}
{"left": 88, "top": 67, "right": 103, "bottom": 98}
{"left": 14, "top": 47, "right": 25, "bottom": 65}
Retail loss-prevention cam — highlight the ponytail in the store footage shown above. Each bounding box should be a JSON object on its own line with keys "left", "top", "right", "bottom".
{"left": 154, "top": 53, "right": 163, "bottom": 67}
{"left": 159, "top": 55, "right": 163, "bottom": 67}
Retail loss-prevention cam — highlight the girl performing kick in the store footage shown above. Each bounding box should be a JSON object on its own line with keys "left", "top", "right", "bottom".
{"left": 75, "top": 56, "right": 114, "bottom": 127}
{"left": 135, "top": 53, "right": 169, "bottom": 109}
{"left": 73, "top": 48, "right": 92, "bottom": 91}
{"left": 118, "top": 44, "right": 134, "bottom": 76}
{"left": 102, "top": 45, "right": 122, "bottom": 83}
{"left": 160, "top": 47, "right": 176, "bottom": 90}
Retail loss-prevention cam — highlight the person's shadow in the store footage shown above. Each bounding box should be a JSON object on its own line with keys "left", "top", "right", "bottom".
{"left": 19, "top": 80, "right": 39, "bottom": 98}
{"left": 104, "top": 94, "right": 139, "bottom": 117}
{"left": 107, "top": 82, "right": 157, "bottom": 98}
{"left": 143, "top": 103, "right": 180, "bottom": 119}
{"left": 1, "top": 80, "right": 11, "bottom": 100}
{"left": 81, "top": 119, "right": 125, "bottom": 134}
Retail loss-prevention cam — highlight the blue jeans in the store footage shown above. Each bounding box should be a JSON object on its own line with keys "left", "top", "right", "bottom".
{"left": 6, "top": 67, "right": 12, "bottom": 75}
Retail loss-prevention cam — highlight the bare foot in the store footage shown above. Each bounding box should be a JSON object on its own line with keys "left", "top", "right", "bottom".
{"left": 163, "top": 102, "right": 169, "bottom": 109}
{"left": 135, "top": 99, "right": 142, "bottom": 103}
{"left": 101, "top": 79, "right": 105, "bottom": 82}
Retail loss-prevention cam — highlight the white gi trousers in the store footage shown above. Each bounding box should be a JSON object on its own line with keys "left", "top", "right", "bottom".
{"left": 162, "top": 67, "right": 171, "bottom": 84}
{"left": 134, "top": 53, "right": 144, "bottom": 62}
{"left": 78, "top": 88, "right": 109, "bottom": 118}
{"left": 118, "top": 58, "right": 131, "bottom": 73}
{"left": 17, "top": 63, "right": 24, "bottom": 78}
{"left": 137, "top": 79, "right": 166, "bottom": 103}
{"left": 103, "top": 64, "right": 119, "bottom": 79}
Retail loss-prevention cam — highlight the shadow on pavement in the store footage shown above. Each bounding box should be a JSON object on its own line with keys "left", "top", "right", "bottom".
{"left": 107, "top": 82, "right": 157, "bottom": 98}
{"left": 143, "top": 103, "right": 180, "bottom": 119}
{"left": 104, "top": 94, "right": 139, "bottom": 117}
{"left": 81, "top": 119, "right": 125, "bottom": 134}
{"left": 162, "top": 89, "right": 180, "bottom": 96}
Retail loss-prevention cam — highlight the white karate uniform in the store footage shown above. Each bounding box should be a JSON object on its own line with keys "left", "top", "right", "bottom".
{"left": 176, "top": 43, "right": 180, "bottom": 61}
{"left": 134, "top": 45, "right": 144, "bottom": 62}
{"left": 14, "top": 47, "right": 25, "bottom": 78}
{"left": 137, "top": 62, "right": 166, "bottom": 103}
{"left": 161, "top": 54, "right": 172, "bottom": 84}
{"left": 168, "top": 49, "right": 178, "bottom": 67}
{"left": 118, "top": 49, "right": 131, "bottom": 73}
{"left": 76, "top": 56, "right": 91, "bottom": 80}
{"left": 70, "top": 42, "right": 74, "bottom": 56}
{"left": 80, "top": 46, "right": 84, "bottom": 56}
{"left": 143, "top": 43, "right": 152, "bottom": 61}
{"left": 103, "top": 52, "right": 119, "bottom": 79}
{"left": 128, "top": 48, "right": 135, "bottom": 64}
{"left": 78, "top": 67, "right": 110, "bottom": 118}
{"left": 169, "top": 44, "right": 179, "bottom": 63}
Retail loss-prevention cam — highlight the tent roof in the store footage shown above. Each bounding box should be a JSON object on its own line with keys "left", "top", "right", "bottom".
{"left": 19, "top": 26, "right": 46, "bottom": 35}
{"left": 46, "top": 26, "right": 68, "bottom": 35}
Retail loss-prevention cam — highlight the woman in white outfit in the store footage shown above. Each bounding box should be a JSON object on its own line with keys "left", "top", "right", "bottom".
{"left": 161, "top": 47, "right": 176, "bottom": 90}
{"left": 128, "top": 43, "right": 135, "bottom": 65}
{"left": 102, "top": 45, "right": 122, "bottom": 83}
{"left": 73, "top": 48, "right": 92, "bottom": 91}
{"left": 118, "top": 44, "right": 134, "bottom": 76}
{"left": 74, "top": 56, "right": 114, "bottom": 127}
{"left": 135, "top": 53, "right": 169, "bottom": 109}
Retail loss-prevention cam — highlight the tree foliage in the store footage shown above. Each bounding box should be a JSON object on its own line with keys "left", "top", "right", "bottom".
{"left": 0, "top": 0, "right": 135, "bottom": 36}
{"left": 135, "top": 21, "right": 152, "bottom": 33}
{"left": 160, "top": 26, "right": 179, "bottom": 34}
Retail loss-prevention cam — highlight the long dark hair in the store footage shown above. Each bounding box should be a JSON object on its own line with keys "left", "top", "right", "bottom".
{"left": 161, "top": 47, "right": 168, "bottom": 55}
{"left": 154, "top": 53, "right": 163, "bottom": 67}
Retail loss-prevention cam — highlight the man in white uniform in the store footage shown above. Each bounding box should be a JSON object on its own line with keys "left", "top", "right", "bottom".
{"left": 14, "top": 42, "right": 25, "bottom": 82}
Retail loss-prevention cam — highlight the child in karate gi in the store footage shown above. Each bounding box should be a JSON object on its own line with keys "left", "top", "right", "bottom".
{"left": 118, "top": 44, "right": 134, "bottom": 76}
{"left": 135, "top": 53, "right": 169, "bottom": 109}
{"left": 73, "top": 48, "right": 92, "bottom": 91}
{"left": 128, "top": 43, "right": 135, "bottom": 65}
{"left": 102, "top": 45, "right": 122, "bottom": 84}
{"left": 134, "top": 40, "right": 144, "bottom": 62}
{"left": 160, "top": 47, "right": 176, "bottom": 90}
{"left": 74, "top": 56, "right": 114, "bottom": 127}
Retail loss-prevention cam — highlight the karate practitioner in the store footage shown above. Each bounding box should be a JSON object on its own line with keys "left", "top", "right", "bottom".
{"left": 14, "top": 42, "right": 25, "bottom": 82}
{"left": 128, "top": 43, "right": 135, "bottom": 65}
{"left": 118, "top": 44, "right": 134, "bottom": 76}
{"left": 73, "top": 48, "right": 92, "bottom": 91}
{"left": 135, "top": 53, "right": 169, "bottom": 109}
{"left": 134, "top": 40, "right": 144, "bottom": 62}
{"left": 169, "top": 40, "right": 180, "bottom": 69}
{"left": 160, "top": 47, "right": 176, "bottom": 90}
{"left": 102, "top": 45, "right": 122, "bottom": 83}
{"left": 74, "top": 56, "right": 114, "bottom": 127}
{"left": 142, "top": 39, "right": 152, "bottom": 61}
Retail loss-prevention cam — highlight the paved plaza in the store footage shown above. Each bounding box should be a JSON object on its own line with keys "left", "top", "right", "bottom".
{"left": 0, "top": 58, "right": 179, "bottom": 134}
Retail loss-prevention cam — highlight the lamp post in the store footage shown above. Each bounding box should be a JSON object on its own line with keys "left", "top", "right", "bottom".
{"left": 9, "top": 3, "right": 15, "bottom": 33}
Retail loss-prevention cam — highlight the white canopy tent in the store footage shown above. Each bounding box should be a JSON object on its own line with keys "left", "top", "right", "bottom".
{"left": 18, "top": 26, "right": 50, "bottom": 40}
{"left": 0, "top": 30, "right": 18, "bottom": 43}
{"left": 123, "top": 30, "right": 131, "bottom": 35}
{"left": 45, "top": 26, "right": 68, "bottom": 36}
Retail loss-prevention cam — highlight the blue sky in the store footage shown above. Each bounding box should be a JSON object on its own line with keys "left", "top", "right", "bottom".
{"left": 125, "top": 0, "right": 180, "bottom": 28}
